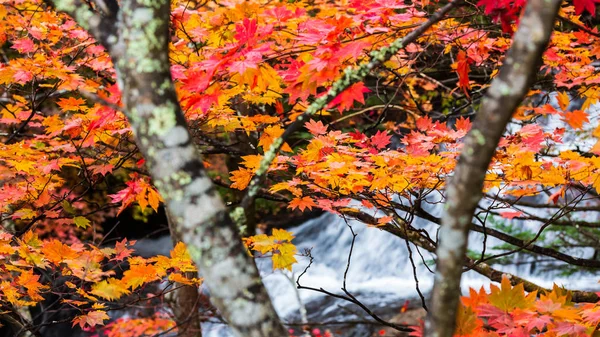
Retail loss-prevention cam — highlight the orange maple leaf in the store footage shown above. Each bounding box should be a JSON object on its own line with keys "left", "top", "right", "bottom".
{"left": 42, "top": 240, "right": 80, "bottom": 264}
{"left": 230, "top": 168, "right": 253, "bottom": 190}
{"left": 561, "top": 110, "right": 588, "bottom": 129}
{"left": 288, "top": 196, "right": 316, "bottom": 211}
{"left": 72, "top": 310, "right": 109, "bottom": 329}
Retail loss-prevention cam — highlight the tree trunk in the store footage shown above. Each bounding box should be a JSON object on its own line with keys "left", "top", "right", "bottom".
{"left": 167, "top": 212, "right": 202, "bottom": 337}
{"left": 50, "top": 1, "right": 287, "bottom": 336}
{"left": 424, "top": 2, "right": 561, "bottom": 337}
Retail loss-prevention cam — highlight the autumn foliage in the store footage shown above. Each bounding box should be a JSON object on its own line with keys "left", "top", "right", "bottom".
{"left": 2, "top": 0, "right": 600, "bottom": 336}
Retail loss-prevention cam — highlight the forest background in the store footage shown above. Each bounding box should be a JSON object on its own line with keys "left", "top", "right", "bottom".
{"left": 3, "top": 0, "right": 600, "bottom": 336}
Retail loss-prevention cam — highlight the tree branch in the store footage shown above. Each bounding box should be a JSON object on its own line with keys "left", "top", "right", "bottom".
{"left": 337, "top": 208, "right": 599, "bottom": 303}
{"left": 233, "top": 0, "right": 464, "bottom": 224}
{"left": 425, "top": 2, "right": 562, "bottom": 336}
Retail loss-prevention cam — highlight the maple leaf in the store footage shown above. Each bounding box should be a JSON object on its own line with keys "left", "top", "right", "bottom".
{"left": 518, "top": 124, "right": 545, "bottom": 152}
{"left": 88, "top": 164, "right": 114, "bottom": 176}
{"left": 525, "top": 314, "right": 552, "bottom": 332}
{"left": 582, "top": 307, "right": 600, "bottom": 325}
{"left": 21, "top": 231, "right": 42, "bottom": 248}
{"left": 500, "top": 211, "right": 524, "bottom": 219}
{"left": 169, "top": 242, "right": 196, "bottom": 272}
{"left": 109, "top": 178, "right": 142, "bottom": 215}
{"left": 234, "top": 18, "right": 258, "bottom": 45}
{"left": 305, "top": 119, "right": 328, "bottom": 136}
{"left": 73, "top": 216, "right": 91, "bottom": 229}
{"left": 91, "top": 278, "right": 130, "bottom": 300}
{"left": 416, "top": 116, "right": 433, "bottom": 131}
{"left": 168, "top": 273, "right": 203, "bottom": 286}
{"left": 477, "top": 0, "right": 502, "bottom": 15}
{"left": 453, "top": 50, "right": 471, "bottom": 96}
{"left": 288, "top": 196, "right": 317, "bottom": 211}
{"left": 561, "top": 110, "right": 588, "bottom": 130}
{"left": 240, "top": 155, "right": 263, "bottom": 171}
{"left": 247, "top": 229, "right": 297, "bottom": 270}
{"left": 258, "top": 125, "right": 293, "bottom": 152}
{"left": 112, "top": 239, "right": 135, "bottom": 262}
{"left": 272, "top": 242, "right": 297, "bottom": 271}
{"left": 454, "top": 117, "right": 472, "bottom": 133}
{"left": 146, "top": 186, "right": 162, "bottom": 212}
{"left": 230, "top": 168, "right": 253, "bottom": 190}
{"left": 556, "top": 91, "right": 570, "bottom": 111}
{"left": 455, "top": 304, "right": 482, "bottom": 336}
{"left": 17, "top": 269, "right": 47, "bottom": 302}
{"left": 122, "top": 263, "right": 159, "bottom": 290}
{"left": 553, "top": 322, "right": 588, "bottom": 336}
{"left": 461, "top": 287, "right": 489, "bottom": 309}
{"left": 72, "top": 310, "right": 109, "bottom": 329}
{"left": 42, "top": 240, "right": 79, "bottom": 264}
{"left": 11, "top": 38, "right": 34, "bottom": 53}
{"left": 12, "top": 208, "right": 37, "bottom": 220}
{"left": 248, "top": 234, "right": 275, "bottom": 254}
{"left": 327, "top": 82, "right": 370, "bottom": 113}
{"left": 574, "top": 0, "right": 600, "bottom": 15}
{"left": 371, "top": 130, "right": 391, "bottom": 150}
{"left": 488, "top": 276, "right": 536, "bottom": 312}
{"left": 57, "top": 97, "right": 86, "bottom": 111}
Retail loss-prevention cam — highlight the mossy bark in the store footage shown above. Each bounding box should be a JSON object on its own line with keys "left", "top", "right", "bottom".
{"left": 424, "top": 2, "right": 562, "bottom": 337}
{"left": 51, "top": 1, "right": 286, "bottom": 336}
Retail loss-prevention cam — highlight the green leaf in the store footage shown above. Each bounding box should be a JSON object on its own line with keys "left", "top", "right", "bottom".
{"left": 62, "top": 200, "right": 76, "bottom": 215}
{"left": 73, "top": 216, "right": 91, "bottom": 229}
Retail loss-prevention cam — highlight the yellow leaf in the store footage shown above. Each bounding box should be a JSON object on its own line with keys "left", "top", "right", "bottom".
{"left": 258, "top": 125, "right": 293, "bottom": 152}
{"left": 168, "top": 273, "right": 203, "bottom": 286}
{"left": 241, "top": 154, "right": 263, "bottom": 171}
{"left": 170, "top": 242, "right": 196, "bottom": 272}
{"left": 73, "top": 216, "right": 91, "bottom": 229}
{"left": 248, "top": 234, "right": 275, "bottom": 254}
{"left": 272, "top": 243, "right": 297, "bottom": 271}
{"left": 146, "top": 187, "right": 162, "bottom": 212}
{"left": 556, "top": 91, "right": 570, "bottom": 111}
{"left": 271, "top": 229, "right": 295, "bottom": 243}
{"left": 91, "top": 278, "right": 130, "bottom": 300}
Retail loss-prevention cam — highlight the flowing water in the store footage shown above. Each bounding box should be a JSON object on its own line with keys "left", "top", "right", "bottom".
{"left": 199, "top": 196, "right": 600, "bottom": 336}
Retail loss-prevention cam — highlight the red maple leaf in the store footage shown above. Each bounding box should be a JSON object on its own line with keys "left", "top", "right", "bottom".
{"left": 519, "top": 124, "right": 545, "bottom": 152}
{"left": 234, "top": 18, "right": 258, "bottom": 45}
{"left": 11, "top": 38, "right": 35, "bottom": 53}
{"left": 455, "top": 117, "right": 472, "bottom": 133}
{"left": 327, "top": 82, "right": 370, "bottom": 113}
{"left": 500, "top": 211, "right": 524, "bottom": 219}
{"left": 371, "top": 130, "right": 391, "bottom": 150}
{"left": 574, "top": 0, "right": 600, "bottom": 15}
{"left": 416, "top": 116, "right": 433, "bottom": 131}
{"left": 454, "top": 50, "right": 471, "bottom": 96}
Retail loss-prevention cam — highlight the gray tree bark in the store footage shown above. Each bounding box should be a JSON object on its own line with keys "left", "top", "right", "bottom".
{"left": 50, "top": 1, "right": 287, "bottom": 336}
{"left": 424, "top": 2, "right": 561, "bottom": 337}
